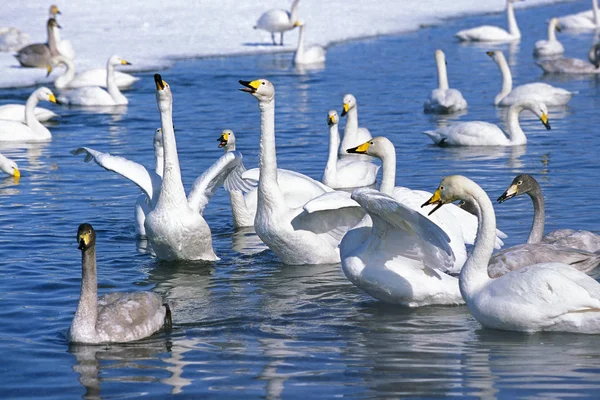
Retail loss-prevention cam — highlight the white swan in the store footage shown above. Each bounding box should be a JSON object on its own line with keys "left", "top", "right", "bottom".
{"left": 254, "top": 0, "right": 300, "bottom": 45}
{"left": 534, "top": 18, "right": 564, "bottom": 57}
{"left": 145, "top": 74, "right": 245, "bottom": 261}
{"left": 0, "top": 87, "right": 58, "bottom": 122}
{"left": 455, "top": 0, "right": 522, "bottom": 42}
{"left": 340, "top": 188, "right": 464, "bottom": 307}
{"left": 0, "top": 152, "right": 19, "bottom": 178}
{"left": 537, "top": 44, "right": 600, "bottom": 74}
{"left": 15, "top": 18, "right": 60, "bottom": 69}
{"left": 557, "top": 0, "right": 600, "bottom": 30}
{"left": 239, "top": 78, "right": 366, "bottom": 265}
{"left": 69, "top": 223, "right": 171, "bottom": 344}
{"left": 339, "top": 94, "right": 372, "bottom": 156}
{"left": 424, "top": 175, "right": 600, "bottom": 334}
{"left": 423, "top": 49, "right": 468, "bottom": 114}
{"left": 321, "top": 110, "right": 378, "bottom": 189}
{"left": 57, "top": 55, "right": 131, "bottom": 106}
{"left": 49, "top": 5, "right": 75, "bottom": 60}
{"left": 51, "top": 54, "right": 139, "bottom": 90}
{"left": 292, "top": 20, "right": 325, "bottom": 65}
{"left": 497, "top": 174, "right": 600, "bottom": 252}
{"left": 487, "top": 50, "right": 574, "bottom": 106}
{"left": 346, "top": 136, "right": 506, "bottom": 272}
{"left": 0, "top": 87, "right": 57, "bottom": 142}
{"left": 71, "top": 128, "right": 164, "bottom": 238}
{"left": 422, "top": 100, "right": 550, "bottom": 146}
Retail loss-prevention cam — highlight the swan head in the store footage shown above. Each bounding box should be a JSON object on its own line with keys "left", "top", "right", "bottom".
{"left": 153, "top": 128, "right": 164, "bottom": 155}
{"left": 47, "top": 18, "right": 61, "bottom": 30}
{"left": 0, "top": 156, "right": 19, "bottom": 178}
{"left": 515, "top": 100, "right": 550, "bottom": 130}
{"left": 346, "top": 136, "right": 393, "bottom": 159}
{"left": 327, "top": 110, "right": 339, "bottom": 127}
{"left": 422, "top": 175, "right": 474, "bottom": 215}
{"left": 49, "top": 5, "right": 61, "bottom": 16}
{"left": 34, "top": 87, "right": 57, "bottom": 104}
{"left": 588, "top": 44, "right": 600, "bottom": 68}
{"left": 154, "top": 74, "right": 172, "bottom": 112}
{"left": 497, "top": 174, "right": 538, "bottom": 203}
{"left": 218, "top": 129, "right": 236, "bottom": 150}
{"left": 109, "top": 55, "right": 132, "bottom": 67}
{"left": 486, "top": 50, "right": 506, "bottom": 65}
{"left": 550, "top": 18, "right": 562, "bottom": 33}
{"left": 239, "top": 79, "right": 274, "bottom": 102}
{"left": 341, "top": 94, "right": 357, "bottom": 117}
{"left": 294, "top": 20, "right": 305, "bottom": 27}
{"left": 77, "top": 223, "right": 96, "bottom": 251}
{"left": 434, "top": 49, "right": 446, "bottom": 64}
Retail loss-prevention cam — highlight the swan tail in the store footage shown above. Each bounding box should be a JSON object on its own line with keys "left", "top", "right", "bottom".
{"left": 422, "top": 130, "right": 443, "bottom": 144}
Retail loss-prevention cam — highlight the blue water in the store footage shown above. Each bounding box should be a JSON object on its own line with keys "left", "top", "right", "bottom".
{"left": 2, "top": 1, "right": 600, "bottom": 398}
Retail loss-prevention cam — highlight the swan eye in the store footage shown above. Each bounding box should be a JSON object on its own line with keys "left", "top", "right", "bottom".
{"left": 440, "top": 186, "right": 444, "bottom": 190}
{"left": 370, "top": 141, "right": 373, "bottom": 145}
{"left": 517, "top": 180, "right": 523, "bottom": 185}
{"left": 261, "top": 82, "right": 265, "bottom": 85}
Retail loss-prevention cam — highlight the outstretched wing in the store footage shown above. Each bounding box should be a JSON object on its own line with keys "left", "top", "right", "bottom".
{"left": 188, "top": 151, "right": 243, "bottom": 214}
{"left": 223, "top": 160, "right": 256, "bottom": 194}
{"left": 71, "top": 147, "right": 160, "bottom": 200}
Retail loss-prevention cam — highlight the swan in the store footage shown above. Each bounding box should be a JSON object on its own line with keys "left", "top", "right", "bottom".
{"left": 536, "top": 44, "right": 600, "bottom": 74}
{"left": 15, "top": 18, "right": 60, "bottom": 69}
{"left": 455, "top": 0, "right": 522, "bottom": 42}
{"left": 534, "top": 18, "right": 564, "bottom": 57}
{"left": 69, "top": 223, "right": 171, "bottom": 344}
{"left": 50, "top": 54, "right": 139, "bottom": 90}
{"left": 0, "top": 87, "right": 58, "bottom": 122}
{"left": 497, "top": 174, "right": 600, "bottom": 252}
{"left": 48, "top": 4, "right": 75, "bottom": 59}
{"left": 321, "top": 110, "right": 378, "bottom": 189}
{"left": 71, "top": 128, "right": 164, "bottom": 238}
{"left": 423, "top": 49, "right": 468, "bottom": 114}
{"left": 218, "top": 129, "right": 331, "bottom": 228}
{"left": 0, "top": 87, "right": 57, "bottom": 142}
{"left": 254, "top": 0, "right": 300, "bottom": 45}
{"left": 339, "top": 94, "right": 372, "bottom": 157}
{"left": 0, "top": 153, "right": 19, "bottom": 178}
{"left": 487, "top": 50, "right": 574, "bottom": 106}
{"left": 346, "top": 136, "right": 506, "bottom": 272}
{"left": 57, "top": 55, "right": 131, "bottom": 106}
{"left": 423, "top": 175, "right": 600, "bottom": 334}
{"left": 292, "top": 20, "right": 325, "bottom": 65}
{"left": 145, "top": 74, "right": 245, "bottom": 261}
{"left": 422, "top": 100, "right": 551, "bottom": 146}
{"left": 340, "top": 188, "right": 464, "bottom": 307}
{"left": 239, "top": 78, "right": 366, "bottom": 265}
{"left": 557, "top": 0, "right": 600, "bottom": 30}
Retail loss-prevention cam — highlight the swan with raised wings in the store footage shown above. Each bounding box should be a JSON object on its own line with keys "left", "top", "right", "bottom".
{"left": 424, "top": 49, "right": 468, "bottom": 114}
{"left": 254, "top": 0, "right": 300, "bottom": 45}
{"left": 455, "top": 0, "right": 522, "bottom": 42}
{"left": 0, "top": 87, "right": 57, "bottom": 142}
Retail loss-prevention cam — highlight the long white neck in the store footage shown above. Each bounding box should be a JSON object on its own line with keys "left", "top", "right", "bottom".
{"left": 25, "top": 94, "right": 51, "bottom": 139}
{"left": 290, "top": 0, "right": 300, "bottom": 22}
{"left": 295, "top": 25, "right": 305, "bottom": 63}
{"left": 54, "top": 56, "right": 76, "bottom": 89}
{"left": 52, "top": 25, "right": 62, "bottom": 42}
{"left": 344, "top": 106, "right": 359, "bottom": 137}
{"left": 493, "top": 53, "right": 513, "bottom": 105}
{"left": 547, "top": 19, "right": 558, "bottom": 42}
{"left": 47, "top": 23, "right": 59, "bottom": 56}
{"left": 378, "top": 142, "right": 397, "bottom": 196}
{"left": 505, "top": 104, "right": 527, "bottom": 145}
{"left": 258, "top": 97, "right": 286, "bottom": 210}
{"left": 506, "top": 1, "right": 521, "bottom": 38}
{"left": 526, "top": 184, "right": 545, "bottom": 244}
{"left": 323, "top": 123, "right": 340, "bottom": 182}
{"left": 458, "top": 178, "right": 496, "bottom": 300}
{"left": 106, "top": 61, "right": 127, "bottom": 104}
{"left": 72, "top": 247, "right": 98, "bottom": 340}
{"left": 154, "top": 150, "right": 164, "bottom": 178}
{"left": 436, "top": 54, "right": 449, "bottom": 90}
{"left": 593, "top": 0, "right": 599, "bottom": 26}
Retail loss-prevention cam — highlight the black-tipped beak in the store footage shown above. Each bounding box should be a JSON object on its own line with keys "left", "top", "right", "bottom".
{"left": 124, "top": 61, "right": 132, "bottom": 66}
{"left": 78, "top": 238, "right": 86, "bottom": 250}
{"left": 543, "top": 121, "right": 551, "bottom": 130}
{"left": 154, "top": 74, "right": 164, "bottom": 90}
{"left": 341, "top": 109, "right": 347, "bottom": 117}
{"left": 346, "top": 145, "right": 359, "bottom": 154}
{"left": 421, "top": 200, "right": 444, "bottom": 216}
{"left": 238, "top": 80, "right": 255, "bottom": 93}
{"left": 217, "top": 136, "right": 227, "bottom": 148}
{"left": 57, "top": 23, "right": 62, "bottom": 29}
{"left": 497, "top": 190, "right": 516, "bottom": 203}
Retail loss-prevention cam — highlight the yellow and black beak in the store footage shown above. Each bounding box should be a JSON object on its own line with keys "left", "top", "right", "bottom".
{"left": 218, "top": 133, "right": 229, "bottom": 148}
{"left": 341, "top": 103, "right": 349, "bottom": 117}
{"left": 540, "top": 112, "right": 551, "bottom": 130}
{"left": 556, "top": 24, "right": 562, "bottom": 33}
{"left": 46, "top": 65, "right": 53, "bottom": 77}
{"left": 13, "top": 167, "right": 20, "bottom": 179}
{"left": 486, "top": 51, "right": 494, "bottom": 57}
{"left": 497, "top": 183, "right": 518, "bottom": 203}
{"left": 77, "top": 231, "right": 91, "bottom": 250}
{"left": 49, "top": 93, "right": 57, "bottom": 103}
{"left": 421, "top": 188, "right": 444, "bottom": 216}
{"left": 121, "top": 59, "right": 132, "bottom": 66}
{"left": 327, "top": 114, "right": 336, "bottom": 126}
{"left": 154, "top": 74, "right": 166, "bottom": 90}
{"left": 239, "top": 80, "right": 261, "bottom": 93}
{"left": 346, "top": 141, "right": 370, "bottom": 154}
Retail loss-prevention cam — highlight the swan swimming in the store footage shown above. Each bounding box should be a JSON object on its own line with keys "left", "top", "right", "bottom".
{"left": 293, "top": 20, "right": 325, "bottom": 65}
{"left": 424, "top": 49, "right": 468, "bottom": 114}
{"left": 339, "top": 94, "right": 372, "bottom": 157}
{"left": 424, "top": 175, "right": 600, "bottom": 334}
{"left": 0, "top": 87, "right": 57, "bottom": 142}
{"left": 455, "top": 0, "right": 522, "bottom": 42}
{"left": 557, "top": 0, "right": 600, "bottom": 30}
{"left": 0, "top": 87, "right": 58, "bottom": 122}
{"left": 69, "top": 223, "right": 171, "bottom": 344}
{"left": 254, "top": 0, "right": 300, "bottom": 45}
{"left": 0, "top": 153, "right": 20, "bottom": 178}
{"left": 49, "top": 4, "right": 75, "bottom": 59}
{"left": 536, "top": 44, "right": 600, "bottom": 74}
{"left": 422, "top": 100, "right": 550, "bottom": 146}
{"left": 534, "top": 18, "right": 564, "bottom": 57}
{"left": 50, "top": 54, "right": 139, "bottom": 90}
{"left": 487, "top": 50, "right": 574, "bottom": 106}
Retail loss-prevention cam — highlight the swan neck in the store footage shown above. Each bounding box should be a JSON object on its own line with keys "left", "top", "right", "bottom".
{"left": 324, "top": 124, "right": 340, "bottom": 181}
{"left": 527, "top": 184, "right": 545, "bottom": 244}
{"left": 436, "top": 56, "right": 449, "bottom": 90}
{"left": 73, "top": 246, "right": 98, "bottom": 336}
{"left": 106, "top": 62, "right": 125, "bottom": 103}
{"left": 505, "top": 105, "right": 527, "bottom": 145}
{"left": 47, "top": 24, "right": 59, "bottom": 55}
{"left": 290, "top": 0, "right": 300, "bottom": 21}
{"left": 494, "top": 53, "right": 513, "bottom": 105}
{"left": 379, "top": 145, "right": 396, "bottom": 196}
{"left": 52, "top": 25, "right": 61, "bottom": 42}
{"left": 24, "top": 92, "right": 40, "bottom": 126}
{"left": 506, "top": 1, "right": 521, "bottom": 38}
{"left": 258, "top": 98, "right": 285, "bottom": 206}
{"left": 55, "top": 57, "right": 76, "bottom": 89}
{"left": 159, "top": 101, "right": 187, "bottom": 203}
{"left": 547, "top": 20, "right": 557, "bottom": 41}
{"left": 154, "top": 152, "right": 164, "bottom": 178}
{"left": 593, "top": 0, "right": 599, "bottom": 25}
{"left": 295, "top": 25, "right": 305, "bottom": 62}
{"left": 344, "top": 107, "right": 358, "bottom": 136}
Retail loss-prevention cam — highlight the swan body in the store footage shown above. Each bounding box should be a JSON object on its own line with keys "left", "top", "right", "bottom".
{"left": 15, "top": 18, "right": 60, "bottom": 68}
{"left": 534, "top": 18, "right": 564, "bottom": 57}
{"left": 339, "top": 94, "right": 372, "bottom": 156}
{"left": 254, "top": 0, "right": 300, "bottom": 45}
{"left": 239, "top": 78, "right": 365, "bottom": 265}
{"left": 57, "top": 55, "right": 131, "bottom": 106}
{"left": 0, "top": 88, "right": 58, "bottom": 122}
{"left": 0, "top": 87, "right": 57, "bottom": 142}
{"left": 487, "top": 50, "right": 573, "bottom": 106}
{"left": 51, "top": 55, "right": 139, "bottom": 90}
{"left": 69, "top": 223, "right": 170, "bottom": 344}
{"left": 0, "top": 153, "right": 19, "bottom": 177}
{"left": 293, "top": 20, "right": 325, "bottom": 65}
{"left": 497, "top": 174, "right": 600, "bottom": 253}
{"left": 218, "top": 129, "right": 332, "bottom": 228}
{"left": 346, "top": 136, "right": 506, "bottom": 272}
{"left": 321, "top": 110, "right": 378, "bottom": 189}
{"left": 0, "top": 27, "right": 30, "bottom": 52}
{"left": 557, "top": 0, "right": 600, "bottom": 30}
{"left": 536, "top": 44, "right": 600, "bottom": 74}
{"left": 424, "top": 175, "right": 600, "bottom": 334}
{"left": 423, "top": 100, "right": 550, "bottom": 146}
{"left": 424, "top": 49, "right": 468, "bottom": 114}
{"left": 455, "top": 0, "right": 521, "bottom": 42}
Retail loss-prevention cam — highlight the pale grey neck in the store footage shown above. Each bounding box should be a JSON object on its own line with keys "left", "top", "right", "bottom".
{"left": 55, "top": 56, "right": 76, "bottom": 89}
{"left": 526, "top": 183, "right": 545, "bottom": 244}
{"left": 159, "top": 101, "right": 188, "bottom": 203}
{"left": 47, "top": 24, "right": 59, "bottom": 55}
{"left": 505, "top": 104, "right": 527, "bottom": 145}
{"left": 295, "top": 25, "right": 305, "bottom": 62}
{"left": 436, "top": 56, "right": 449, "bottom": 90}
{"left": 494, "top": 53, "right": 513, "bottom": 105}
{"left": 258, "top": 98, "right": 285, "bottom": 206}
{"left": 547, "top": 19, "right": 557, "bottom": 41}
{"left": 379, "top": 145, "right": 397, "bottom": 196}
{"left": 290, "top": 0, "right": 300, "bottom": 21}
{"left": 73, "top": 247, "right": 98, "bottom": 337}
{"left": 106, "top": 62, "right": 126, "bottom": 103}
{"left": 506, "top": 1, "right": 521, "bottom": 38}
{"left": 324, "top": 124, "right": 340, "bottom": 180}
